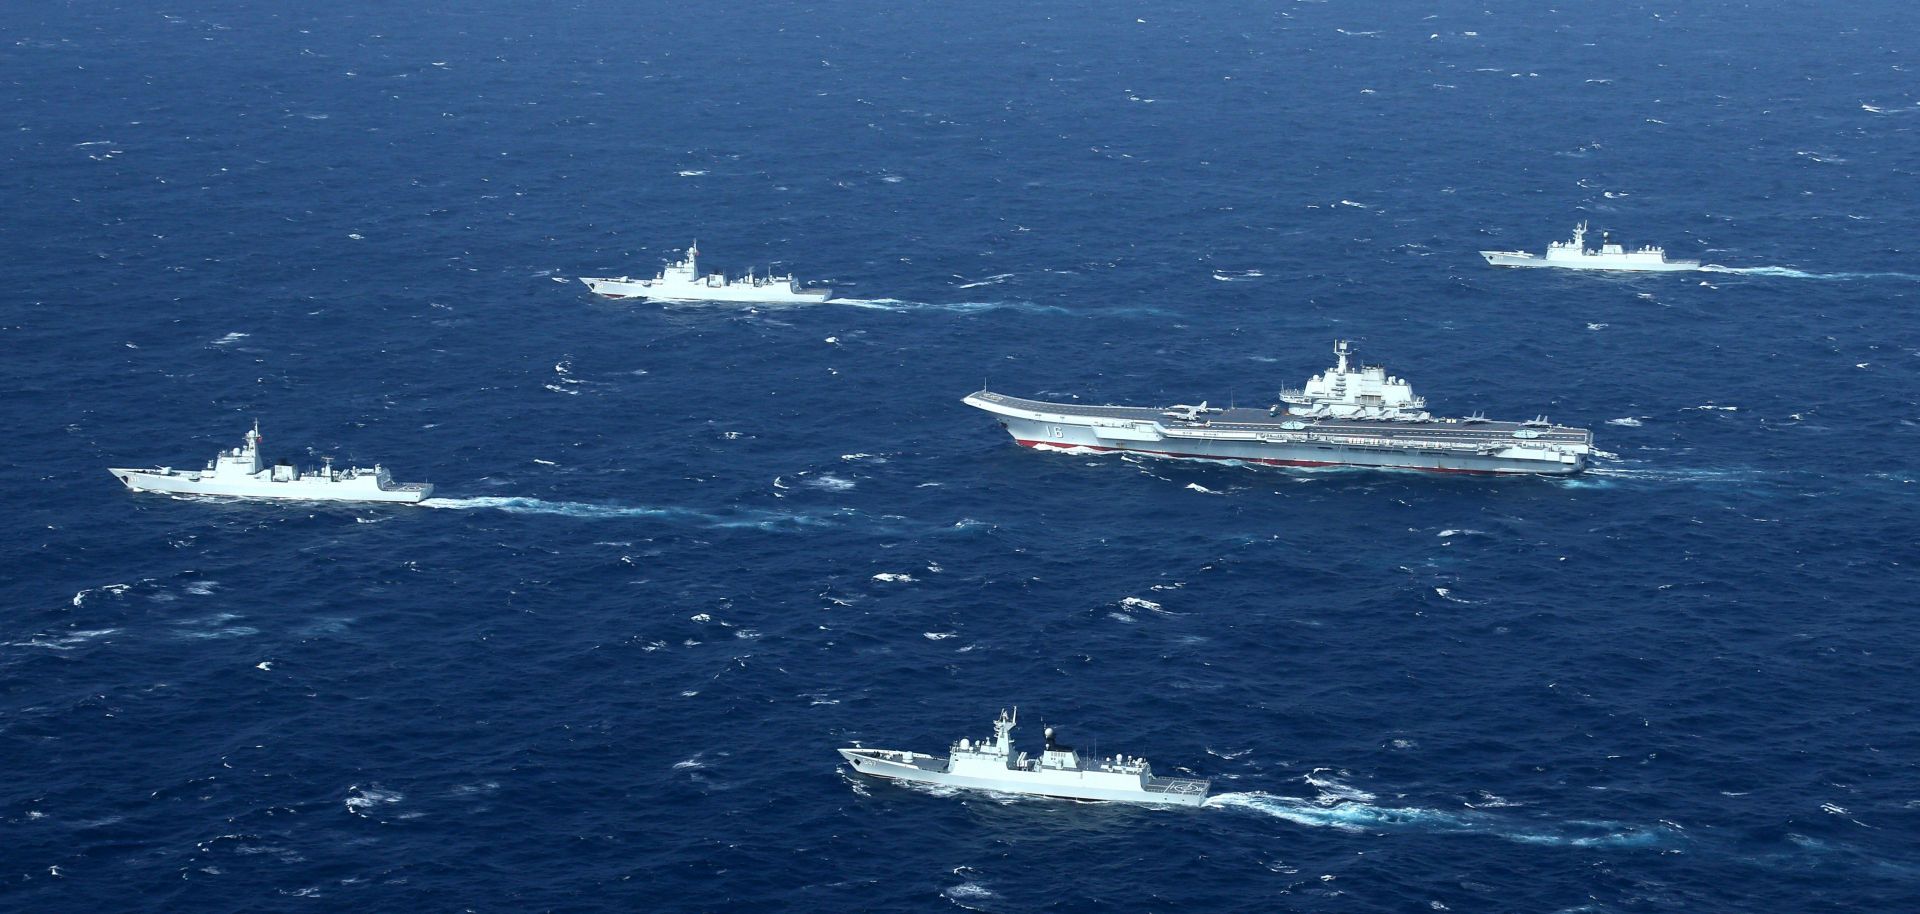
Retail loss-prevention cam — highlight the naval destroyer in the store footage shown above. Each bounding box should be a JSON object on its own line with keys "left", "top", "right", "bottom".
{"left": 109, "top": 422, "right": 433, "bottom": 503}
{"left": 964, "top": 341, "right": 1593, "bottom": 475}
{"left": 579, "top": 241, "right": 832, "bottom": 304}
{"left": 1480, "top": 222, "right": 1700, "bottom": 272}
{"left": 840, "top": 708, "right": 1210, "bottom": 806}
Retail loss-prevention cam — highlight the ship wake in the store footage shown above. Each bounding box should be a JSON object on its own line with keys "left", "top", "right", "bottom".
{"left": 830, "top": 297, "right": 1072, "bottom": 315}
{"left": 419, "top": 496, "right": 832, "bottom": 530}
{"left": 1207, "top": 791, "right": 1673, "bottom": 848}
{"left": 1697, "top": 265, "right": 1920, "bottom": 281}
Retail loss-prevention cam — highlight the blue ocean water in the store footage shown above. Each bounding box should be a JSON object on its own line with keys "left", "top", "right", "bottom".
{"left": 4, "top": 1, "right": 1919, "bottom": 910}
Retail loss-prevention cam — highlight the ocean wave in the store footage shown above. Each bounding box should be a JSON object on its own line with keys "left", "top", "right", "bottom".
{"left": 344, "top": 784, "right": 404, "bottom": 816}
{"left": 956, "top": 272, "right": 1015, "bottom": 289}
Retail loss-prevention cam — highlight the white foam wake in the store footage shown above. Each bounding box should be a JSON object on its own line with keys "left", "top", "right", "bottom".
{"left": 1208, "top": 791, "right": 1669, "bottom": 848}
{"left": 419, "top": 496, "right": 828, "bottom": 529}
{"left": 829, "top": 297, "right": 1070, "bottom": 315}
{"left": 1698, "top": 265, "right": 1920, "bottom": 281}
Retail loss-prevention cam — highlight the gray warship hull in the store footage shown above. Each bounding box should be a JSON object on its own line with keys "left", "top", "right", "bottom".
{"left": 1480, "top": 222, "right": 1699, "bottom": 272}
{"left": 108, "top": 422, "right": 434, "bottom": 505}
{"left": 839, "top": 749, "right": 1209, "bottom": 806}
{"left": 964, "top": 392, "right": 1590, "bottom": 475}
{"left": 1480, "top": 251, "right": 1700, "bottom": 272}
{"left": 110, "top": 468, "right": 432, "bottom": 503}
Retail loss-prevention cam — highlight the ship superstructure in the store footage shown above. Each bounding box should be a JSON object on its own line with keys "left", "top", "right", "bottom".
{"left": 580, "top": 241, "right": 832, "bottom": 304}
{"left": 109, "top": 422, "right": 433, "bottom": 504}
{"left": 839, "top": 708, "right": 1210, "bottom": 806}
{"left": 1480, "top": 222, "right": 1700, "bottom": 272}
{"left": 964, "top": 341, "right": 1593, "bottom": 475}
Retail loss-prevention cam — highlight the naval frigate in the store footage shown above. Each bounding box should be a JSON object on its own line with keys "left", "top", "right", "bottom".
{"left": 109, "top": 422, "right": 433, "bottom": 504}
{"left": 579, "top": 241, "right": 832, "bottom": 304}
{"left": 964, "top": 341, "right": 1593, "bottom": 475}
{"left": 839, "top": 708, "right": 1210, "bottom": 806}
{"left": 1480, "top": 222, "right": 1700, "bottom": 272}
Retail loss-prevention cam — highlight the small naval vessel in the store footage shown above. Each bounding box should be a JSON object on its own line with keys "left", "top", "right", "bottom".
{"left": 839, "top": 708, "right": 1210, "bottom": 806}
{"left": 579, "top": 241, "right": 832, "bottom": 304}
{"left": 1480, "top": 222, "right": 1700, "bottom": 272}
{"left": 109, "top": 422, "right": 433, "bottom": 504}
{"left": 964, "top": 341, "right": 1593, "bottom": 475}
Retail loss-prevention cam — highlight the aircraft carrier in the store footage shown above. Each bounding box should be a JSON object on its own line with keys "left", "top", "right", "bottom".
{"left": 963, "top": 341, "right": 1593, "bottom": 475}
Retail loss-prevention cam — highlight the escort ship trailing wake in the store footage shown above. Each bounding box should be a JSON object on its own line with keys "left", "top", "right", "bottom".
{"left": 840, "top": 708, "right": 1210, "bottom": 806}
{"left": 964, "top": 341, "right": 1593, "bottom": 475}
{"left": 109, "top": 422, "right": 433, "bottom": 503}
{"left": 1480, "top": 221, "right": 1700, "bottom": 272}
{"left": 579, "top": 241, "right": 831, "bottom": 304}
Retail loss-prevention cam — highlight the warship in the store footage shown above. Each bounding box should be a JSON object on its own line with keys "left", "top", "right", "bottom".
{"left": 579, "top": 241, "right": 832, "bottom": 304}
{"left": 964, "top": 341, "right": 1593, "bottom": 475}
{"left": 839, "top": 708, "right": 1210, "bottom": 806}
{"left": 109, "top": 422, "right": 433, "bottom": 504}
{"left": 1480, "top": 222, "right": 1700, "bottom": 272}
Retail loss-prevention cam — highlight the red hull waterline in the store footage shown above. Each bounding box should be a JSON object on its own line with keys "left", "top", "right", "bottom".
{"left": 1011, "top": 438, "right": 1528, "bottom": 476}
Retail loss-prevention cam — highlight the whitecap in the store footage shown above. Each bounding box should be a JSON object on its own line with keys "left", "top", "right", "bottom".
{"left": 344, "top": 785, "right": 403, "bottom": 815}
{"left": 944, "top": 881, "right": 998, "bottom": 911}
{"left": 1304, "top": 769, "right": 1376, "bottom": 804}
{"left": 924, "top": 631, "right": 957, "bottom": 640}
{"left": 872, "top": 572, "right": 915, "bottom": 583}
{"left": 1606, "top": 417, "right": 1644, "bottom": 427}
{"left": 956, "top": 272, "right": 1014, "bottom": 289}
{"left": 1119, "top": 596, "right": 1163, "bottom": 612}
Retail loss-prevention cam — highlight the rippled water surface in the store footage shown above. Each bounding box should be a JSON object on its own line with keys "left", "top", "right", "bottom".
{"left": 4, "top": 2, "right": 1919, "bottom": 911}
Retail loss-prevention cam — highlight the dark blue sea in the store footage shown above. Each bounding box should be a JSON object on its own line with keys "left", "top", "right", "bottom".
{"left": 5, "top": 2, "right": 1919, "bottom": 911}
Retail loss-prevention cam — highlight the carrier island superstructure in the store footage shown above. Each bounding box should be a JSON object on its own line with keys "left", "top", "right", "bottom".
{"left": 964, "top": 341, "right": 1593, "bottom": 475}
{"left": 109, "top": 422, "right": 433, "bottom": 503}
{"left": 839, "top": 708, "right": 1210, "bottom": 806}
